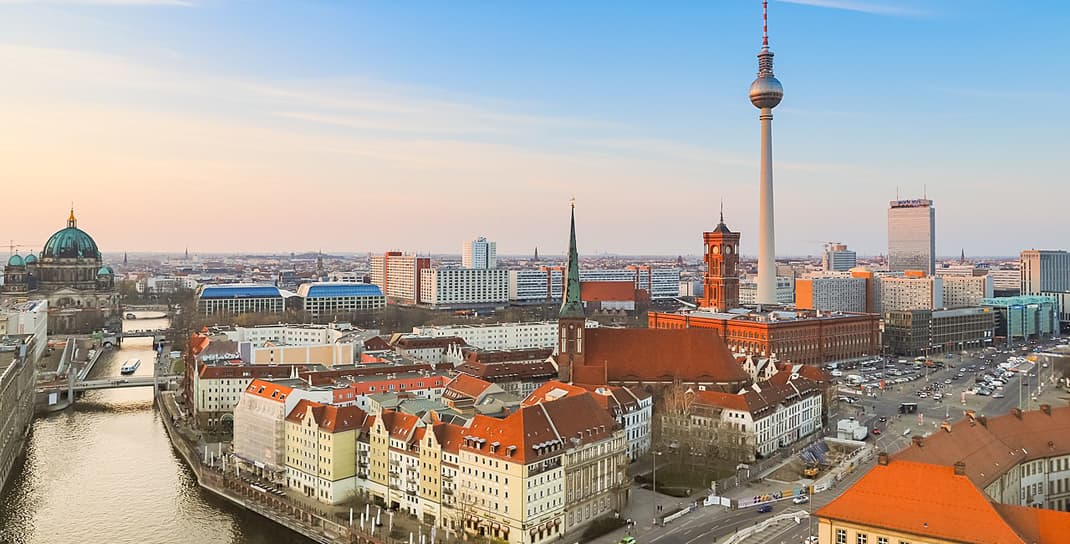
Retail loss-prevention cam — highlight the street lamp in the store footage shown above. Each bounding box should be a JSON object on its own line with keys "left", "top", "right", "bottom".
{"left": 652, "top": 451, "right": 662, "bottom": 527}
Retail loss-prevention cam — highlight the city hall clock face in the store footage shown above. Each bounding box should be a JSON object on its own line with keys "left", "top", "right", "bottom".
{"left": 726, "top": 246, "right": 733, "bottom": 254}
{"left": 712, "top": 246, "right": 719, "bottom": 254}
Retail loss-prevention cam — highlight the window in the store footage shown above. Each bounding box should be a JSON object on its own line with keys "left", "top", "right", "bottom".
{"left": 878, "top": 539, "right": 888, "bottom": 544}
{"left": 857, "top": 535, "right": 867, "bottom": 544}
{"left": 836, "top": 530, "right": 847, "bottom": 544}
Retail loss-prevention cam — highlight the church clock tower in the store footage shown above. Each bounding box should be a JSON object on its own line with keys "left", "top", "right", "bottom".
{"left": 701, "top": 206, "right": 741, "bottom": 312}
{"left": 557, "top": 201, "right": 586, "bottom": 382}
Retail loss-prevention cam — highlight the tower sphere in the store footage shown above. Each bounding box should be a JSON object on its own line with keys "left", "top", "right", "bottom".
{"left": 749, "top": 75, "right": 783, "bottom": 109}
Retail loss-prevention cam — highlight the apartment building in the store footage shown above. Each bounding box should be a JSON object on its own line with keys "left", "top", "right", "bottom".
{"left": 941, "top": 274, "right": 993, "bottom": 309}
{"left": 524, "top": 381, "right": 652, "bottom": 462}
{"left": 794, "top": 275, "right": 867, "bottom": 313}
{"left": 878, "top": 272, "right": 944, "bottom": 312}
{"left": 371, "top": 252, "right": 431, "bottom": 304}
{"left": 419, "top": 268, "right": 510, "bottom": 308}
{"left": 413, "top": 321, "right": 598, "bottom": 352}
{"left": 285, "top": 400, "right": 367, "bottom": 504}
{"left": 1021, "top": 250, "right": 1070, "bottom": 327}
{"left": 660, "top": 375, "right": 823, "bottom": 462}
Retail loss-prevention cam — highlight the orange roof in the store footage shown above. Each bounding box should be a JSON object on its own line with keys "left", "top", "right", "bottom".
{"left": 995, "top": 503, "right": 1070, "bottom": 543}
{"left": 816, "top": 460, "right": 1024, "bottom": 544}
{"left": 284, "top": 399, "right": 366, "bottom": 433}
{"left": 461, "top": 392, "right": 617, "bottom": 464}
{"left": 433, "top": 422, "right": 466, "bottom": 455}
{"left": 894, "top": 405, "right": 1070, "bottom": 489}
{"left": 580, "top": 281, "right": 635, "bottom": 302}
{"left": 189, "top": 333, "right": 210, "bottom": 356}
{"left": 580, "top": 328, "right": 749, "bottom": 385}
{"left": 445, "top": 373, "right": 494, "bottom": 399}
{"left": 244, "top": 378, "right": 293, "bottom": 403}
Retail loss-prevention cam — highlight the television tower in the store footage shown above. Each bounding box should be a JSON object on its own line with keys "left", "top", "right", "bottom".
{"left": 749, "top": 1, "right": 783, "bottom": 305}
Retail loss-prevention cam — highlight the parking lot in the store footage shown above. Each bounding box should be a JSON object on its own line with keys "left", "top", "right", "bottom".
{"left": 827, "top": 337, "right": 1069, "bottom": 448}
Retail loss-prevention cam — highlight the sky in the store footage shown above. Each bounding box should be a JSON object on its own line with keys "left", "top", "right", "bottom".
{"left": 0, "top": 0, "right": 1067, "bottom": 258}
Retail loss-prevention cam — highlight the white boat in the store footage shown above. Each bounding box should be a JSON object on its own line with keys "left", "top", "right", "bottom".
{"left": 120, "top": 358, "right": 141, "bottom": 375}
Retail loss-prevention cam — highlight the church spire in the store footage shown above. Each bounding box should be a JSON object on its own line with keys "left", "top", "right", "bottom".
{"left": 559, "top": 199, "right": 584, "bottom": 319}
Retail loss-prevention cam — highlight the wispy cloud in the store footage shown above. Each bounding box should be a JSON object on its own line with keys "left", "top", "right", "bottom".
{"left": 778, "top": 0, "right": 925, "bottom": 17}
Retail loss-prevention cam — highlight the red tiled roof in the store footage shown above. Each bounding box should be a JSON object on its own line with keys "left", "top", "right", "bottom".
{"left": 284, "top": 399, "right": 366, "bottom": 433}
{"left": 388, "top": 410, "right": 420, "bottom": 441}
{"left": 456, "top": 360, "right": 557, "bottom": 382}
{"left": 433, "top": 422, "right": 466, "bottom": 455}
{"left": 816, "top": 460, "right": 1025, "bottom": 544}
{"left": 580, "top": 281, "right": 635, "bottom": 302}
{"left": 579, "top": 328, "right": 750, "bottom": 384}
{"left": 894, "top": 405, "right": 1070, "bottom": 489}
{"left": 692, "top": 377, "right": 820, "bottom": 418}
{"left": 189, "top": 333, "right": 210, "bottom": 356}
{"left": 394, "top": 336, "right": 467, "bottom": 350}
{"left": 244, "top": 378, "right": 293, "bottom": 403}
{"left": 464, "top": 348, "right": 553, "bottom": 364}
{"left": 461, "top": 392, "right": 617, "bottom": 464}
{"left": 363, "top": 336, "right": 392, "bottom": 351}
{"left": 445, "top": 374, "right": 494, "bottom": 399}
{"left": 995, "top": 503, "right": 1070, "bottom": 544}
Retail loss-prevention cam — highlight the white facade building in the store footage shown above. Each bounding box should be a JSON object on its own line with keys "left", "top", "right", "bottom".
{"left": 880, "top": 275, "right": 944, "bottom": 313}
{"left": 942, "top": 275, "right": 994, "bottom": 309}
{"left": 413, "top": 320, "right": 598, "bottom": 352}
{"left": 462, "top": 237, "right": 497, "bottom": 269}
{"left": 739, "top": 276, "right": 794, "bottom": 305}
{"left": 419, "top": 268, "right": 509, "bottom": 308}
{"left": 508, "top": 267, "right": 681, "bottom": 302}
{"left": 796, "top": 275, "right": 867, "bottom": 313}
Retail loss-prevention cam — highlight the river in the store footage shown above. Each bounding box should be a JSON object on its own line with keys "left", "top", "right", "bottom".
{"left": 0, "top": 315, "right": 312, "bottom": 544}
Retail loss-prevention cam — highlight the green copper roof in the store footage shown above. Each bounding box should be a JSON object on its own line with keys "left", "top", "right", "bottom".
{"left": 559, "top": 205, "right": 585, "bottom": 319}
{"left": 43, "top": 227, "right": 100, "bottom": 259}
{"left": 7, "top": 254, "right": 24, "bottom": 267}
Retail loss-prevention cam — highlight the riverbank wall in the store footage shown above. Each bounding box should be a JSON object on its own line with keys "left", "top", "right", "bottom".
{"left": 157, "top": 391, "right": 382, "bottom": 544}
{"left": 0, "top": 351, "right": 36, "bottom": 492}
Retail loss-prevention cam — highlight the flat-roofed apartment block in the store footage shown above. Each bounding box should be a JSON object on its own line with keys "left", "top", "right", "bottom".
{"left": 370, "top": 252, "right": 430, "bottom": 304}
{"left": 413, "top": 320, "right": 599, "bottom": 352}
{"left": 419, "top": 267, "right": 510, "bottom": 308}
{"left": 941, "top": 274, "right": 993, "bottom": 308}
{"left": 1021, "top": 249, "right": 1070, "bottom": 328}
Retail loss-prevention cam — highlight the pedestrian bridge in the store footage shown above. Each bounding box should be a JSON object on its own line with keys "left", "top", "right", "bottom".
{"left": 37, "top": 375, "right": 181, "bottom": 393}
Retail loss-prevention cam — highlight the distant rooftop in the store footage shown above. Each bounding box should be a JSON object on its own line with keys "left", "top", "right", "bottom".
{"left": 297, "top": 282, "right": 383, "bottom": 298}
{"left": 199, "top": 284, "right": 290, "bottom": 299}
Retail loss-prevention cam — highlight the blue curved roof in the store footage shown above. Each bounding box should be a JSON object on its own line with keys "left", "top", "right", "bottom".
{"left": 199, "top": 285, "right": 282, "bottom": 299}
{"left": 300, "top": 282, "right": 383, "bottom": 298}
{"left": 24, "top": 254, "right": 37, "bottom": 264}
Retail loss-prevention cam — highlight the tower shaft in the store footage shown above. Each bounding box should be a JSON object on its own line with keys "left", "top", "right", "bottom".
{"left": 757, "top": 108, "right": 776, "bottom": 305}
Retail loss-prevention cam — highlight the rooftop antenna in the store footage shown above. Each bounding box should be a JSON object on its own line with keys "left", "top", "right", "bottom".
{"left": 924, "top": 184, "right": 927, "bottom": 200}
{"left": 720, "top": 198, "right": 725, "bottom": 224}
{"left": 762, "top": 0, "right": 769, "bottom": 47}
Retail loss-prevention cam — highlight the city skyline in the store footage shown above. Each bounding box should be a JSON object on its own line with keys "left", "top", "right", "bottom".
{"left": 2, "top": 1, "right": 1067, "bottom": 256}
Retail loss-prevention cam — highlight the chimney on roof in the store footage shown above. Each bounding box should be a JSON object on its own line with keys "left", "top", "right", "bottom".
{"left": 1041, "top": 404, "right": 1052, "bottom": 416}
{"left": 953, "top": 461, "right": 966, "bottom": 476}
{"left": 877, "top": 452, "right": 889, "bottom": 466}
{"left": 912, "top": 436, "right": 924, "bottom": 448}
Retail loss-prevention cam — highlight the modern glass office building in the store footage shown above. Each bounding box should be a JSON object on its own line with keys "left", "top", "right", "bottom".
{"left": 887, "top": 199, "right": 935, "bottom": 275}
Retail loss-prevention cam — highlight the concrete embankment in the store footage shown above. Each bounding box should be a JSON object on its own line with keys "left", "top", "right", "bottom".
{"left": 157, "top": 391, "right": 377, "bottom": 544}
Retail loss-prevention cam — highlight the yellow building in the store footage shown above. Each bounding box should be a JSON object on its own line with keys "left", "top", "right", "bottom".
{"left": 284, "top": 400, "right": 367, "bottom": 505}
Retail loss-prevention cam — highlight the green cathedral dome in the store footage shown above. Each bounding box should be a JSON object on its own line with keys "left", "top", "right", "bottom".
{"left": 42, "top": 209, "right": 100, "bottom": 260}
{"left": 7, "top": 254, "right": 24, "bottom": 267}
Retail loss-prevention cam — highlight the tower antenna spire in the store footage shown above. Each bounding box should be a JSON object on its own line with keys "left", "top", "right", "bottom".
{"left": 762, "top": 0, "right": 769, "bottom": 47}
{"left": 719, "top": 198, "right": 725, "bottom": 225}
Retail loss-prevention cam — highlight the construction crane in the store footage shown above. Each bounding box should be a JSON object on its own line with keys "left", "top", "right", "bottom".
{"left": 6, "top": 241, "right": 36, "bottom": 256}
